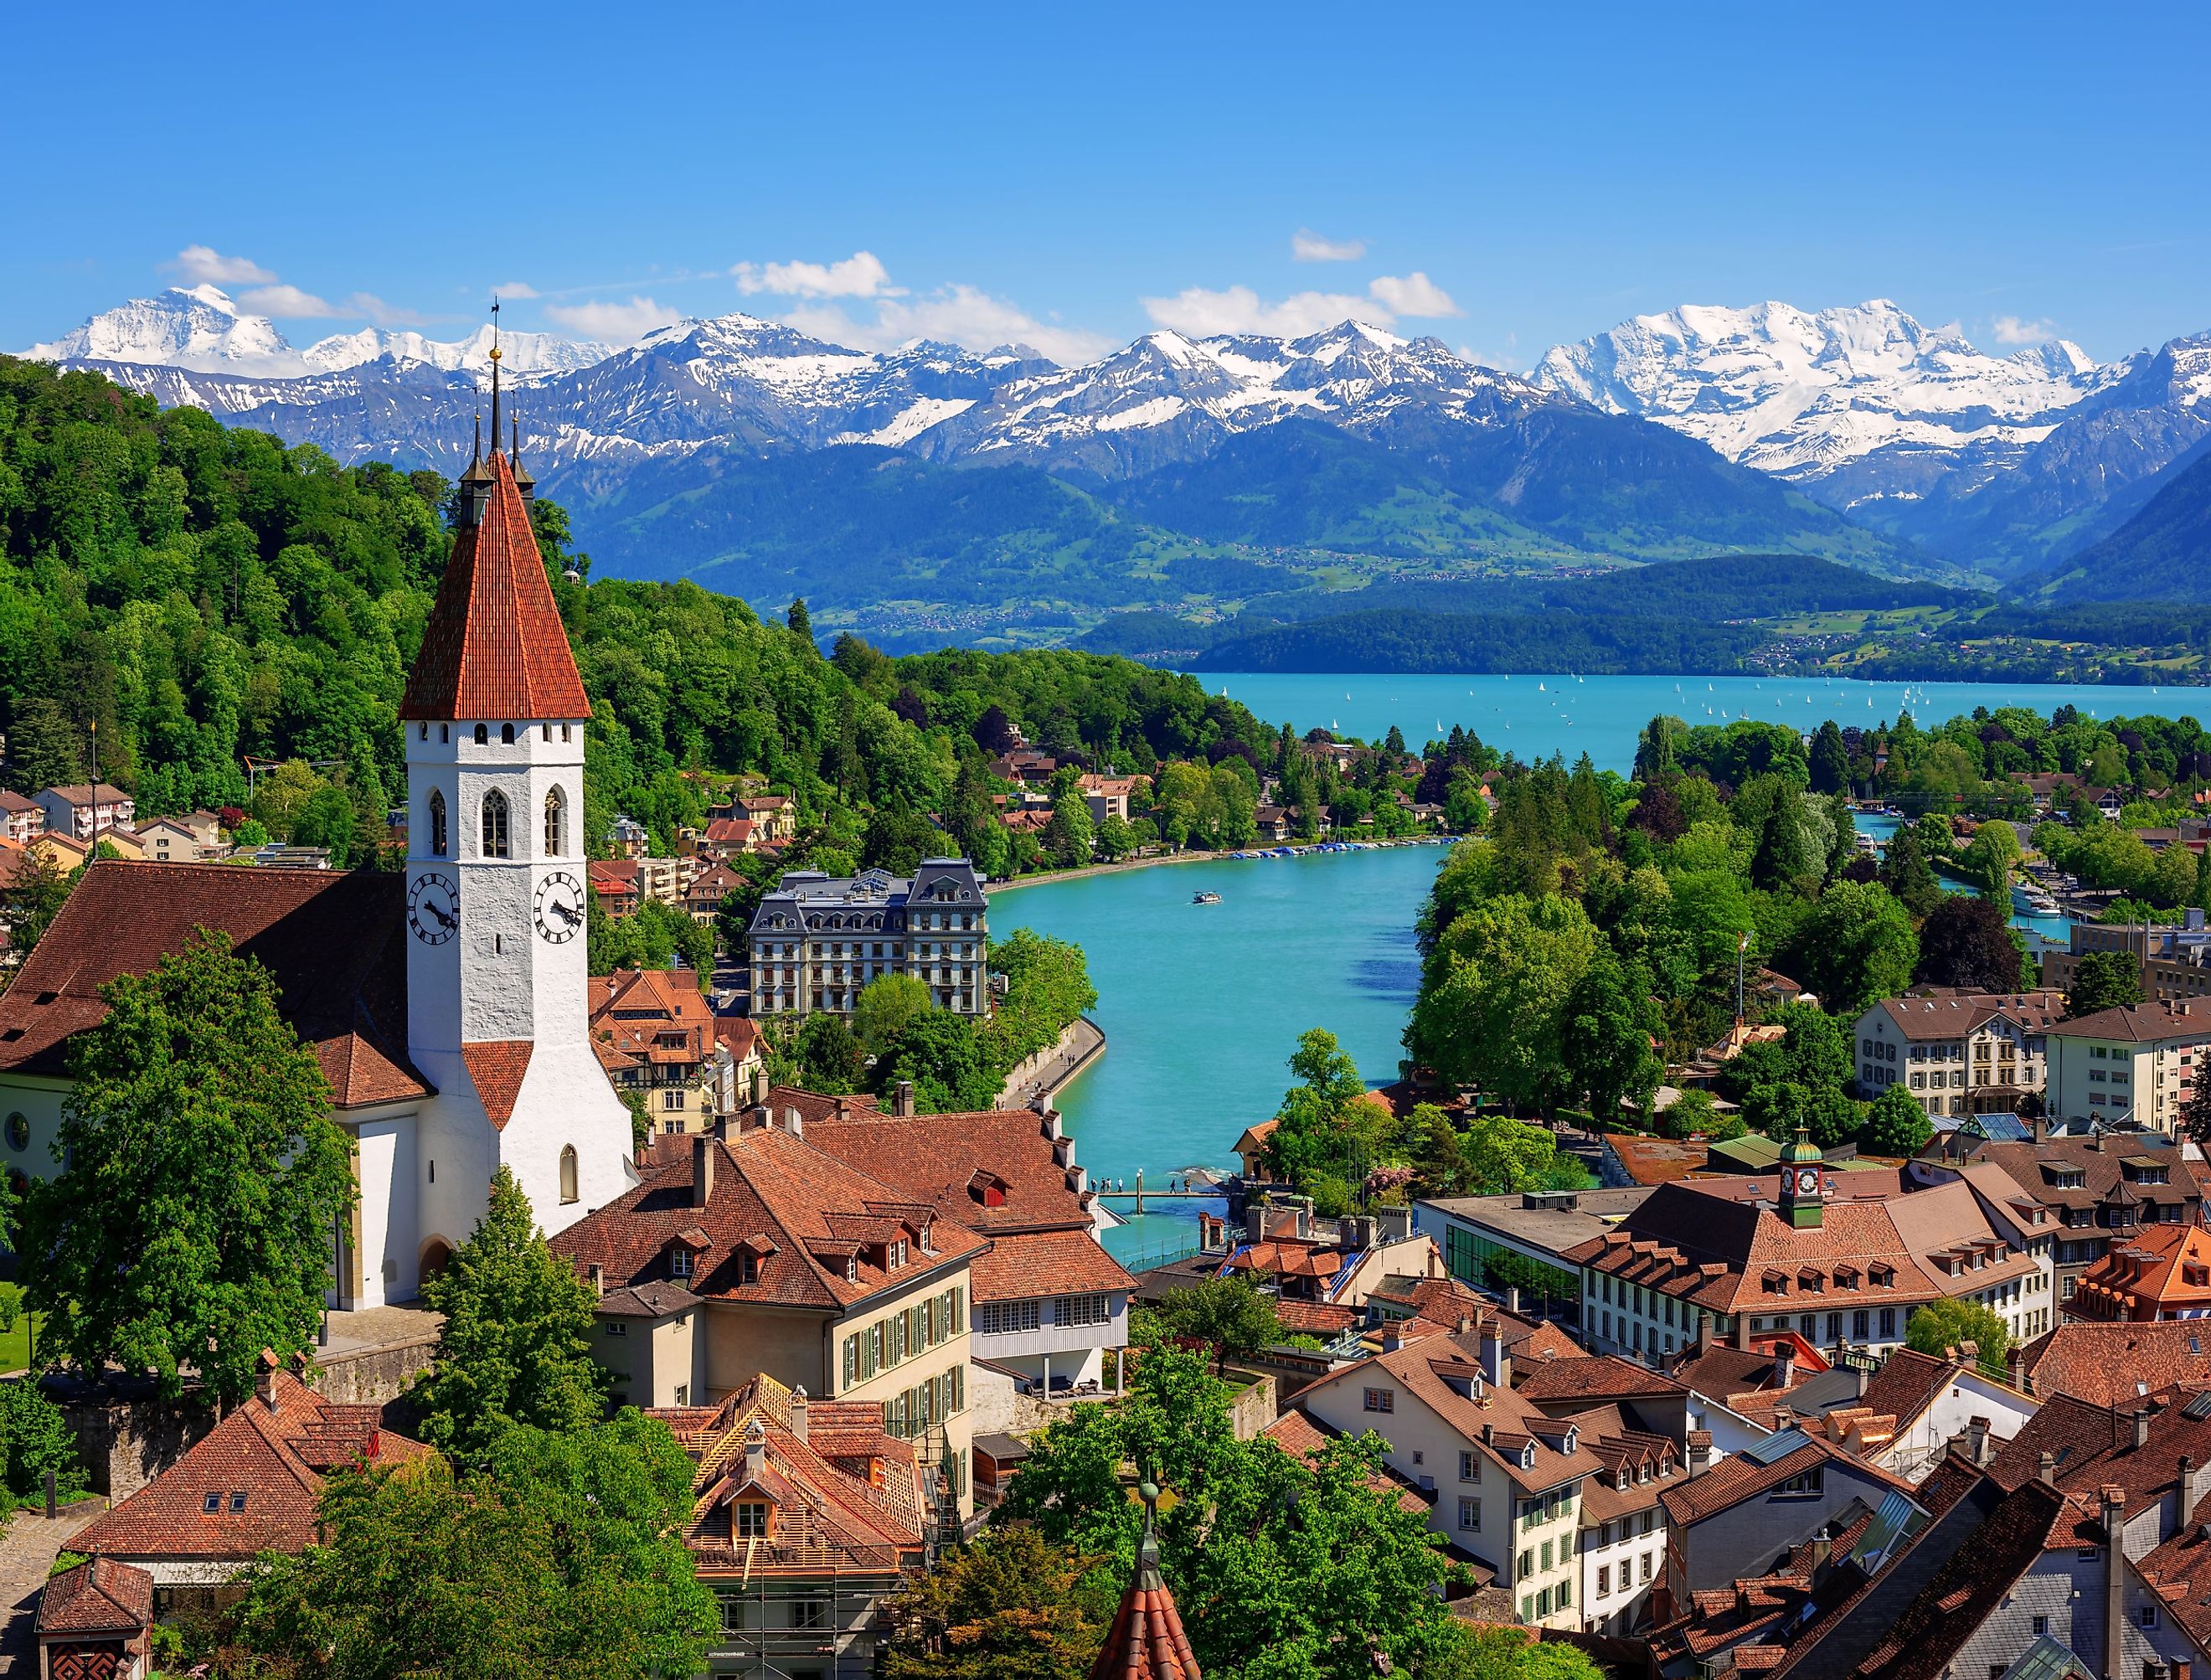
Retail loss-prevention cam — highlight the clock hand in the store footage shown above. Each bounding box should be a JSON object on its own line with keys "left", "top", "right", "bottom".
{"left": 428, "top": 900, "right": 456, "bottom": 929}
{"left": 554, "top": 899, "right": 582, "bottom": 925}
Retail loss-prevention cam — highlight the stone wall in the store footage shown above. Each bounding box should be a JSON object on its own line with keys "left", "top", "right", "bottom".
{"left": 44, "top": 1384, "right": 212, "bottom": 1502}
{"left": 1220, "top": 1368, "right": 1277, "bottom": 1440}
{"left": 311, "top": 1333, "right": 437, "bottom": 1407}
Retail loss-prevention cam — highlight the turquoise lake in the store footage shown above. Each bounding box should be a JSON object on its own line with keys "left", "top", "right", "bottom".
{"left": 1000, "top": 672, "right": 2199, "bottom": 1260}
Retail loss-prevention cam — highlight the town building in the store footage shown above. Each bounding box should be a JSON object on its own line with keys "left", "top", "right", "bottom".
{"left": 1657, "top": 1425, "right": 1923, "bottom": 1605}
{"left": 1852, "top": 991, "right": 2064, "bottom": 1117}
{"left": 2064, "top": 1221, "right": 2211, "bottom": 1322}
{"left": 1817, "top": 1344, "right": 2038, "bottom": 1483}
{"left": 34, "top": 1556, "right": 153, "bottom": 1680}
{"left": 651, "top": 1373, "right": 931, "bottom": 1677}
{"left": 0, "top": 790, "right": 46, "bottom": 843}
{"left": 800, "top": 1102, "right": 1135, "bottom": 1406}
{"left": 2044, "top": 998, "right": 2211, "bottom": 1134}
{"left": 2044, "top": 915, "right": 2211, "bottom": 1005}
{"left": 1204, "top": 1199, "right": 1445, "bottom": 1319}
{"left": 34, "top": 781, "right": 134, "bottom": 840}
{"left": 2013, "top": 1320, "right": 2211, "bottom": 1404}
{"left": 606, "top": 813, "right": 651, "bottom": 858}
{"left": 549, "top": 1117, "right": 986, "bottom": 1515}
{"left": 734, "top": 794, "right": 796, "bottom": 845}
{"left": 589, "top": 854, "right": 681, "bottom": 919}
{"left": 1563, "top": 1139, "right": 2058, "bottom": 1369}
{"left": 1293, "top": 1322, "right": 1600, "bottom": 1627}
{"left": 0, "top": 431, "right": 637, "bottom": 1308}
{"left": 72, "top": 1354, "right": 430, "bottom": 1611}
{"left": 1417, "top": 1188, "right": 1655, "bottom": 1317}
{"left": 590, "top": 967, "right": 751, "bottom": 1134}
{"left": 1914, "top": 1118, "right": 2200, "bottom": 1303}
{"left": 1075, "top": 773, "right": 1142, "bottom": 824}
{"left": 745, "top": 859, "right": 987, "bottom": 1018}
{"left": 682, "top": 862, "right": 746, "bottom": 925}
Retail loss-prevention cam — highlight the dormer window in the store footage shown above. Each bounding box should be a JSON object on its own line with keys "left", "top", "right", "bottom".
{"left": 733, "top": 1501, "right": 770, "bottom": 1538}
{"left": 845, "top": 1255, "right": 859, "bottom": 1283}
{"left": 738, "top": 1253, "right": 759, "bottom": 1286}
{"left": 668, "top": 1248, "right": 693, "bottom": 1281}
{"left": 1519, "top": 1445, "right": 1536, "bottom": 1471}
{"left": 919, "top": 1221, "right": 934, "bottom": 1254}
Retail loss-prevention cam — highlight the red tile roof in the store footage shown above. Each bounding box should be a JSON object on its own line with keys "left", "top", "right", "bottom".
{"left": 2069, "top": 1221, "right": 2211, "bottom": 1321}
{"left": 35, "top": 1555, "right": 151, "bottom": 1636}
{"left": 1659, "top": 1434, "right": 1915, "bottom": 1528}
{"left": 1261, "top": 1409, "right": 1430, "bottom": 1516}
{"left": 650, "top": 1372, "right": 928, "bottom": 1580}
{"left": 801, "top": 1107, "right": 1096, "bottom": 1235}
{"left": 550, "top": 1126, "right": 987, "bottom": 1312}
{"left": 1513, "top": 1354, "right": 1688, "bottom": 1404}
{"left": 2018, "top": 1322, "right": 2211, "bottom": 1405}
{"left": 399, "top": 452, "right": 589, "bottom": 721}
{"left": 969, "top": 1229, "right": 1136, "bottom": 1304}
{"left": 1091, "top": 1508, "right": 1201, "bottom": 1680}
{"left": 461, "top": 1040, "right": 533, "bottom": 1131}
{"left": 75, "top": 1363, "right": 429, "bottom": 1564}
{"left": 0, "top": 861, "right": 427, "bottom": 1107}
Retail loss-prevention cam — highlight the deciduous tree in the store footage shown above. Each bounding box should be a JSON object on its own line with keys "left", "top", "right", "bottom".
{"left": 2064, "top": 950, "right": 2142, "bottom": 1019}
{"left": 1915, "top": 895, "right": 2027, "bottom": 992}
{"left": 24, "top": 930, "right": 353, "bottom": 1409}
{"left": 884, "top": 1523, "right": 1108, "bottom": 1679}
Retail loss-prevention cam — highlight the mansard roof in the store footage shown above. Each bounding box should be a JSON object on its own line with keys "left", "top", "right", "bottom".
{"left": 399, "top": 451, "right": 589, "bottom": 722}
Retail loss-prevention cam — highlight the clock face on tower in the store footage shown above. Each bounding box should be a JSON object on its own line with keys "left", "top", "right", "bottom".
{"left": 535, "top": 870, "right": 585, "bottom": 943}
{"left": 408, "top": 873, "right": 460, "bottom": 944}
{"left": 1795, "top": 1167, "right": 1821, "bottom": 1195}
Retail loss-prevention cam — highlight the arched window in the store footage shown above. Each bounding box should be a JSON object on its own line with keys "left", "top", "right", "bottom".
{"left": 559, "top": 1145, "right": 579, "bottom": 1205}
{"left": 544, "top": 787, "right": 566, "bottom": 858}
{"left": 427, "top": 788, "right": 448, "bottom": 856}
{"left": 482, "top": 790, "right": 510, "bottom": 858}
{"left": 501, "top": 723, "right": 516, "bottom": 745}
{"left": 473, "top": 724, "right": 488, "bottom": 745}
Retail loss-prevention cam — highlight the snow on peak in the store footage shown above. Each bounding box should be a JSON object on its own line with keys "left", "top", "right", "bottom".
{"left": 1536, "top": 297, "right": 2110, "bottom": 483}
{"left": 23, "top": 286, "right": 296, "bottom": 373}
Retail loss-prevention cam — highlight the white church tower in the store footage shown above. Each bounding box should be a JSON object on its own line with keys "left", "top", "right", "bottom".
{"left": 394, "top": 353, "right": 636, "bottom": 1285}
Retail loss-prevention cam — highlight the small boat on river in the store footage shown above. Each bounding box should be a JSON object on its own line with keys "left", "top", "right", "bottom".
{"left": 1192, "top": 890, "right": 1221, "bottom": 905}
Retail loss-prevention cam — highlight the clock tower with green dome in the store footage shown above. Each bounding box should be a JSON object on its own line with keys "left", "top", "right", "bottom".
{"left": 1779, "top": 1126, "right": 1825, "bottom": 1229}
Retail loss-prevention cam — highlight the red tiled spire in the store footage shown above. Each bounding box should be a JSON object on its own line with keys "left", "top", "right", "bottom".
{"left": 399, "top": 451, "right": 589, "bottom": 721}
{"left": 1091, "top": 1482, "right": 1200, "bottom": 1680}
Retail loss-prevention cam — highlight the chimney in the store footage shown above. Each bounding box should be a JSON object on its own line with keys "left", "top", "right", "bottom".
{"left": 1505, "top": 1286, "right": 1521, "bottom": 1317}
{"left": 2007, "top": 1344, "right": 2026, "bottom": 1391}
{"left": 1955, "top": 1338, "right": 1977, "bottom": 1370}
{"left": 1687, "top": 1431, "right": 1713, "bottom": 1476}
{"left": 2031, "top": 1113, "right": 2049, "bottom": 1143}
{"left": 255, "top": 1348, "right": 280, "bottom": 1411}
{"left": 1852, "top": 1361, "right": 1870, "bottom": 1400}
{"left": 1733, "top": 1312, "right": 1753, "bottom": 1351}
{"left": 692, "top": 1136, "right": 714, "bottom": 1208}
{"left": 745, "top": 1417, "right": 767, "bottom": 1484}
{"left": 1479, "top": 1321, "right": 1510, "bottom": 1391}
{"left": 1698, "top": 1319, "right": 1719, "bottom": 1354}
{"left": 588, "top": 1263, "right": 606, "bottom": 1300}
{"left": 1966, "top": 1415, "right": 1992, "bottom": 1466}
{"left": 2136, "top": 1408, "right": 2152, "bottom": 1451}
{"left": 893, "top": 1080, "right": 916, "bottom": 1117}
{"left": 2039, "top": 1451, "right": 2058, "bottom": 1487}
{"left": 1774, "top": 1348, "right": 1796, "bottom": 1390}
{"left": 2104, "top": 1486, "right": 2127, "bottom": 1680}
{"left": 790, "top": 1385, "right": 808, "bottom": 1444}
{"left": 784, "top": 1105, "right": 802, "bottom": 1139}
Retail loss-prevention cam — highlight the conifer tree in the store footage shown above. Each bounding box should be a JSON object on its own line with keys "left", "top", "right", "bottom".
{"left": 407, "top": 1167, "right": 606, "bottom": 1465}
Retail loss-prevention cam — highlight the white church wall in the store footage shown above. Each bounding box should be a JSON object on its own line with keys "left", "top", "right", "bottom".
{"left": 354, "top": 1114, "right": 420, "bottom": 1308}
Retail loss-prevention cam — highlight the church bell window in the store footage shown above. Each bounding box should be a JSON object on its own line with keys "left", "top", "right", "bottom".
{"left": 482, "top": 790, "right": 511, "bottom": 858}
{"left": 428, "top": 789, "right": 447, "bottom": 857}
{"left": 544, "top": 788, "right": 566, "bottom": 858}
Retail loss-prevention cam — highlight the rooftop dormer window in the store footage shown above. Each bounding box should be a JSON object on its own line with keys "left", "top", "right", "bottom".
{"left": 845, "top": 1255, "right": 859, "bottom": 1283}
{"left": 734, "top": 1500, "right": 770, "bottom": 1538}
{"left": 668, "top": 1249, "right": 693, "bottom": 1281}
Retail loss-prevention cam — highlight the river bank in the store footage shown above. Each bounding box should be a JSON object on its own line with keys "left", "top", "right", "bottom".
{"left": 995, "top": 1015, "right": 1106, "bottom": 1109}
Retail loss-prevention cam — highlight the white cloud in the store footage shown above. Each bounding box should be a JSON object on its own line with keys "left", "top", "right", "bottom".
{"left": 238, "top": 283, "right": 342, "bottom": 318}
{"left": 343, "top": 292, "right": 430, "bottom": 328}
{"left": 1291, "top": 229, "right": 1366, "bottom": 262}
{"left": 1368, "top": 271, "right": 1461, "bottom": 318}
{"left": 734, "top": 251, "right": 902, "bottom": 300}
{"left": 783, "top": 284, "right": 1110, "bottom": 368}
{"left": 543, "top": 295, "right": 685, "bottom": 344}
{"left": 1142, "top": 284, "right": 1393, "bottom": 338}
{"left": 1992, "top": 314, "right": 2059, "bottom": 345}
{"left": 489, "top": 281, "right": 541, "bottom": 299}
{"left": 171, "top": 245, "right": 276, "bottom": 286}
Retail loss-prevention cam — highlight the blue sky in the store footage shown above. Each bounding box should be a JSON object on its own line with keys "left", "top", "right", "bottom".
{"left": 7, "top": 2, "right": 2208, "bottom": 368}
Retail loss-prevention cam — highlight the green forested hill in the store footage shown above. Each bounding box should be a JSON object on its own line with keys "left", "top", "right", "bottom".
{"left": 0, "top": 358, "right": 1275, "bottom": 861}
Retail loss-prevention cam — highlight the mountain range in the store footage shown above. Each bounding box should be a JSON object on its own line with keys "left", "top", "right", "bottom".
{"left": 18, "top": 286, "right": 2211, "bottom": 636}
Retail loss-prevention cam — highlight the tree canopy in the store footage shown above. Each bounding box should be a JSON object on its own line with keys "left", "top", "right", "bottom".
{"left": 23, "top": 929, "right": 352, "bottom": 1408}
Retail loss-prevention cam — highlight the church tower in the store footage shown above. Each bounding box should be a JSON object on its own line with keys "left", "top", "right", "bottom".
{"left": 1779, "top": 1125, "right": 1825, "bottom": 1229}
{"left": 395, "top": 348, "right": 634, "bottom": 1275}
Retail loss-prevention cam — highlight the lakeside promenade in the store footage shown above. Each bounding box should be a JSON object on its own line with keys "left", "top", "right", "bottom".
{"left": 985, "top": 835, "right": 1446, "bottom": 897}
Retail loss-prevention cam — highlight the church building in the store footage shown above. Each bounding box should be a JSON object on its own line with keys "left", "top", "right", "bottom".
{"left": 0, "top": 393, "right": 637, "bottom": 1309}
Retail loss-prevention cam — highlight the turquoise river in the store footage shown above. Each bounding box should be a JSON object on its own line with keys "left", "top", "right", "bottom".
{"left": 990, "top": 671, "right": 2210, "bottom": 1263}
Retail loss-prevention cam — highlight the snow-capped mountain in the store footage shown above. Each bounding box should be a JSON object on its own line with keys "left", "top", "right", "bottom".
{"left": 22, "top": 286, "right": 609, "bottom": 382}
{"left": 1535, "top": 299, "right": 2116, "bottom": 496}
{"left": 906, "top": 320, "right": 1559, "bottom": 477}
{"left": 24, "top": 286, "right": 296, "bottom": 373}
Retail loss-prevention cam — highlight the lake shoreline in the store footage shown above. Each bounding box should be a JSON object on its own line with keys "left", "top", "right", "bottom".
{"left": 987, "top": 837, "right": 1447, "bottom": 897}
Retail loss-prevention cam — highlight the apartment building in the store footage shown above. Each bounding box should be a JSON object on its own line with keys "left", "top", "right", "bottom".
{"left": 2044, "top": 913, "right": 2211, "bottom": 1004}
{"left": 2044, "top": 997, "right": 2211, "bottom": 1134}
{"left": 746, "top": 858, "right": 987, "bottom": 1018}
{"left": 551, "top": 1119, "right": 987, "bottom": 1515}
{"left": 1850, "top": 991, "right": 2064, "bottom": 1119}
